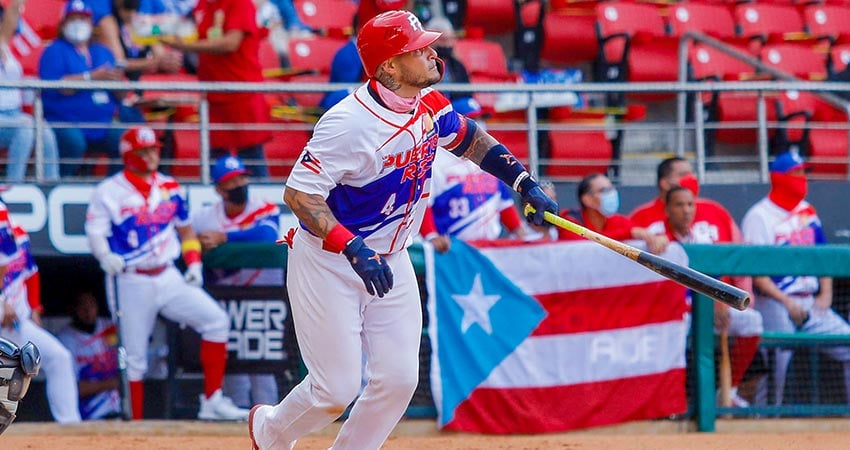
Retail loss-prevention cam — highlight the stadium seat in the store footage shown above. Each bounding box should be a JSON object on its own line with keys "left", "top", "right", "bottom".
{"left": 22, "top": 0, "right": 64, "bottom": 40}
{"left": 258, "top": 38, "right": 283, "bottom": 73}
{"left": 734, "top": 3, "right": 809, "bottom": 47}
{"left": 294, "top": 0, "right": 357, "bottom": 35}
{"left": 453, "top": 38, "right": 513, "bottom": 80}
{"left": 804, "top": 4, "right": 850, "bottom": 46}
{"left": 170, "top": 129, "right": 201, "bottom": 179}
{"left": 760, "top": 43, "right": 827, "bottom": 81}
{"left": 547, "top": 130, "right": 613, "bottom": 179}
{"left": 828, "top": 42, "right": 850, "bottom": 74}
{"left": 288, "top": 36, "right": 347, "bottom": 74}
{"left": 668, "top": 2, "right": 737, "bottom": 40}
{"left": 594, "top": 2, "right": 678, "bottom": 102}
{"left": 464, "top": 0, "right": 515, "bottom": 36}
{"left": 807, "top": 128, "right": 848, "bottom": 176}
{"left": 264, "top": 125, "right": 312, "bottom": 178}
{"left": 538, "top": 5, "right": 598, "bottom": 67}
{"left": 279, "top": 73, "right": 330, "bottom": 108}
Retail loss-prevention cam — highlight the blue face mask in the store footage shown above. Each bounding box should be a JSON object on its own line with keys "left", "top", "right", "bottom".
{"left": 599, "top": 189, "right": 620, "bottom": 217}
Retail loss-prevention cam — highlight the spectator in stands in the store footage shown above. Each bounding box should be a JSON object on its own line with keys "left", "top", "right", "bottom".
{"left": 665, "top": 186, "right": 763, "bottom": 407}
{"left": 110, "top": 0, "right": 184, "bottom": 80}
{"left": 742, "top": 151, "right": 850, "bottom": 406}
{"left": 0, "top": 203, "right": 81, "bottom": 424}
{"left": 630, "top": 157, "right": 742, "bottom": 241}
{"left": 0, "top": 0, "right": 59, "bottom": 181}
{"left": 525, "top": 179, "right": 558, "bottom": 241}
{"left": 39, "top": 0, "right": 127, "bottom": 177}
{"left": 426, "top": 17, "right": 480, "bottom": 118}
{"left": 191, "top": 155, "right": 282, "bottom": 408}
{"left": 160, "top": 0, "right": 272, "bottom": 178}
{"left": 559, "top": 173, "right": 668, "bottom": 254}
{"left": 57, "top": 290, "right": 123, "bottom": 420}
{"left": 420, "top": 150, "right": 528, "bottom": 253}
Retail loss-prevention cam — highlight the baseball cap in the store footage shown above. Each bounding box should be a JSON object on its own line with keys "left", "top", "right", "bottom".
{"left": 63, "top": 0, "right": 93, "bottom": 18}
{"left": 212, "top": 156, "right": 249, "bottom": 184}
{"left": 119, "top": 126, "right": 160, "bottom": 154}
{"left": 769, "top": 151, "right": 807, "bottom": 174}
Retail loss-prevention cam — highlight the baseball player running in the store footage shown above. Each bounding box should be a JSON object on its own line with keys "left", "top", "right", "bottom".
{"left": 85, "top": 126, "right": 249, "bottom": 421}
{"left": 248, "top": 10, "right": 558, "bottom": 450}
{"left": 1, "top": 199, "right": 81, "bottom": 423}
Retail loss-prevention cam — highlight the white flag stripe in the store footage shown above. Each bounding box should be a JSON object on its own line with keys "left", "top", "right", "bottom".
{"left": 479, "top": 241, "right": 689, "bottom": 296}
{"left": 480, "top": 321, "right": 688, "bottom": 388}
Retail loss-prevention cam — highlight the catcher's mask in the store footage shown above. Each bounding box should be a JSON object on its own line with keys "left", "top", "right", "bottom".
{"left": 0, "top": 338, "right": 40, "bottom": 435}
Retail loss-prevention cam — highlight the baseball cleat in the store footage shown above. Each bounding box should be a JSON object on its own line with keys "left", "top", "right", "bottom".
{"left": 198, "top": 389, "right": 250, "bottom": 421}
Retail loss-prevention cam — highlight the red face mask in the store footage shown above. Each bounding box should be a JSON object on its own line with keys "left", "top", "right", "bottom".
{"left": 769, "top": 172, "right": 808, "bottom": 211}
{"left": 678, "top": 173, "right": 700, "bottom": 197}
{"left": 123, "top": 149, "right": 157, "bottom": 174}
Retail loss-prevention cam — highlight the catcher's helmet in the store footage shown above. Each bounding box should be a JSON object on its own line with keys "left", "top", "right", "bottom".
{"left": 119, "top": 126, "right": 161, "bottom": 154}
{"left": 356, "top": 10, "right": 441, "bottom": 78}
{"left": 0, "top": 338, "right": 40, "bottom": 435}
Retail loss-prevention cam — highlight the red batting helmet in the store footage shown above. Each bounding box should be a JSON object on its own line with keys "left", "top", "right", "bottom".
{"left": 356, "top": 10, "right": 442, "bottom": 78}
{"left": 120, "top": 126, "right": 161, "bottom": 154}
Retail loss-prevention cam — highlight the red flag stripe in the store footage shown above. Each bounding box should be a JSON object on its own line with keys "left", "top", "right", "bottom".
{"left": 445, "top": 369, "right": 687, "bottom": 434}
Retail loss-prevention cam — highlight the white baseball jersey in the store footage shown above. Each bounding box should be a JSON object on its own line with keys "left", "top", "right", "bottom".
{"left": 742, "top": 198, "right": 824, "bottom": 296}
{"left": 428, "top": 151, "right": 515, "bottom": 241}
{"left": 2, "top": 225, "right": 36, "bottom": 319}
{"left": 285, "top": 81, "right": 470, "bottom": 255}
{"left": 85, "top": 171, "right": 190, "bottom": 269}
{"left": 0, "top": 202, "right": 16, "bottom": 268}
{"left": 191, "top": 198, "right": 282, "bottom": 285}
{"left": 57, "top": 318, "right": 122, "bottom": 420}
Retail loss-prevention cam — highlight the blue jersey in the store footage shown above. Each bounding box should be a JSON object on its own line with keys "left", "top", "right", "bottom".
{"left": 285, "top": 81, "right": 472, "bottom": 254}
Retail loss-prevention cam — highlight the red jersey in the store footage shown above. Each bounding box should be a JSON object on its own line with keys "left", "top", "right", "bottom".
{"left": 630, "top": 197, "right": 742, "bottom": 243}
{"left": 557, "top": 209, "right": 635, "bottom": 241}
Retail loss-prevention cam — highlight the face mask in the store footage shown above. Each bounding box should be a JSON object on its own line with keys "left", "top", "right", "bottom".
{"left": 123, "top": 150, "right": 155, "bottom": 174}
{"left": 225, "top": 184, "right": 248, "bottom": 205}
{"left": 64, "top": 19, "right": 93, "bottom": 44}
{"left": 769, "top": 172, "right": 807, "bottom": 211}
{"left": 678, "top": 173, "right": 700, "bottom": 197}
{"left": 599, "top": 189, "right": 620, "bottom": 217}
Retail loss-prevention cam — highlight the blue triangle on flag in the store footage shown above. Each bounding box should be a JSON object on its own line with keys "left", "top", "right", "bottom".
{"left": 432, "top": 239, "right": 546, "bottom": 426}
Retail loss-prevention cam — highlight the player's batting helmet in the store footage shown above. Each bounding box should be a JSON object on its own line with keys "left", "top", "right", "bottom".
{"left": 356, "top": 10, "right": 441, "bottom": 78}
{"left": 0, "top": 338, "right": 40, "bottom": 435}
{"left": 119, "top": 126, "right": 161, "bottom": 154}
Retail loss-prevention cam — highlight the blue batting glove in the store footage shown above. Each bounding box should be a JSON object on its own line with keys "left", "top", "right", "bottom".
{"left": 343, "top": 236, "right": 394, "bottom": 297}
{"left": 522, "top": 185, "right": 559, "bottom": 226}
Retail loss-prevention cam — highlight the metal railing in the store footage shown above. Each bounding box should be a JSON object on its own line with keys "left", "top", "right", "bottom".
{"left": 5, "top": 73, "right": 850, "bottom": 184}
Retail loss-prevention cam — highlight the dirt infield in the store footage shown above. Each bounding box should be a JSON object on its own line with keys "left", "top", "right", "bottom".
{"left": 5, "top": 418, "right": 850, "bottom": 449}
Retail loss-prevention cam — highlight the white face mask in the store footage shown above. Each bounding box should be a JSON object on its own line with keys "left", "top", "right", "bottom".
{"left": 599, "top": 189, "right": 620, "bottom": 217}
{"left": 64, "top": 19, "right": 93, "bottom": 44}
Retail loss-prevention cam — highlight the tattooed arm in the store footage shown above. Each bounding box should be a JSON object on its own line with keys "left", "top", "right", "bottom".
{"left": 459, "top": 126, "right": 500, "bottom": 165}
{"left": 283, "top": 187, "right": 340, "bottom": 239}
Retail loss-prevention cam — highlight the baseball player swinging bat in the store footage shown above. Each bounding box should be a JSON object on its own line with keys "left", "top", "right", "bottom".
{"left": 106, "top": 274, "right": 133, "bottom": 421}
{"left": 525, "top": 206, "right": 750, "bottom": 311}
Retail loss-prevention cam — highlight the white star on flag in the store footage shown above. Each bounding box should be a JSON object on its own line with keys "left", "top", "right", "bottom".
{"left": 451, "top": 273, "right": 501, "bottom": 334}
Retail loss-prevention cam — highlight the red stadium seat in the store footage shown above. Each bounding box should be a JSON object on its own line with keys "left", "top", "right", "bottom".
{"left": 804, "top": 4, "right": 850, "bottom": 45}
{"left": 258, "top": 38, "right": 283, "bottom": 73}
{"left": 22, "top": 0, "right": 64, "bottom": 40}
{"left": 807, "top": 128, "right": 848, "bottom": 177}
{"left": 595, "top": 2, "right": 679, "bottom": 101}
{"left": 294, "top": 0, "right": 357, "bottom": 35}
{"left": 279, "top": 73, "right": 330, "bottom": 108}
{"left": 668, "top": 2, "right": 737, "bottom": 40}
{"left": 734, "top": 3, "right": 808, "bottom": 46}
{"left": 171, "top": 129, "right": 201, "bottom": 179}
{"left": 760, "top": 43, "right": 827, "bottom": 81}
{"left": 538, "top": 6, "right": 598, "bottom": 67}
{"left": 453, "top": 38, "right": 513, "bottom": 80}
{"left": 547, "top": 130, "right": 613, "bottom": 179}
{"left": 464, "top": 0, "right": 515, "bottom": 36}
{"left": 265, "top": 123, "right": 311, "bottom": 179}
{"left": 829, "top": 42, "right": 850, "bottom": 73}
{"left": 288, "top": 37, "right": 347, "bottom": 74}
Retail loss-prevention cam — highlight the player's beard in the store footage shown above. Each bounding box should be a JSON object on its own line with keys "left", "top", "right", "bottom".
{"left": 399, "top": 63, "right": 441, "bottom": 89}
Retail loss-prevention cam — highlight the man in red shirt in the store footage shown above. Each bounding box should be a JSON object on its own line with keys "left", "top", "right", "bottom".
{"left": 559, "top": 173, "right": 668, "bottom": 254}
{"left": 161, "top": 0, "right": 272, "bottom": 178}
{"left": 630, "top": 157, "right": 743, "bottom": 243}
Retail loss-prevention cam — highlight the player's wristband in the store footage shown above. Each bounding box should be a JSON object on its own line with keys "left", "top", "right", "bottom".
{"left": 325, "top": 223, "right": 356, "bottom": 254}
{"left": 181, "top": 238, "right": 202, "bottom": 265}
{"left": 479, "top": 144, "right": 538, "bottom": 194}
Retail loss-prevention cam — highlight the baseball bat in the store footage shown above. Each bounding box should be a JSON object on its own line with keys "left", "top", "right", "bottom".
{"left": 107, "top": 274, "right": 134, "bottom": 421}
{"left": 525, "top": 206, "right": 751, "bottom": 311}
{"left": 719, "top": 330, "right": 733, "bottom": 408}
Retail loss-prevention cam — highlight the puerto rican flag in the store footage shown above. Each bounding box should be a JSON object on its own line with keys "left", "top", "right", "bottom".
{"left": 426, "top": 239, "right": 689, "bottom": 433}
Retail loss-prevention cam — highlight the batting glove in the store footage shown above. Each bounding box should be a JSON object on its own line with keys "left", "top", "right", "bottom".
{"left": 343, "top": 236, "right": 393, "bottom": 298}
{"left": 184, "top": 262, "right": 204, "bottom": 287}
{"left": 522, "top": 185, "right": 559, "bottom": 226}
{"left": 99, "top": 253, "right": 126, "bottom": 275}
